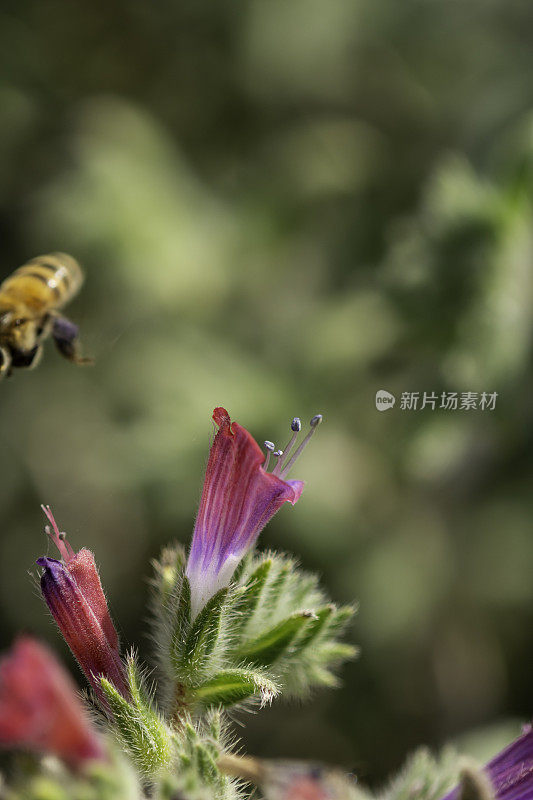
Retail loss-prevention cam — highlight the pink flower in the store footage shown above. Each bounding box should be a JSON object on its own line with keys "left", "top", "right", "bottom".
{"left": 0, "top": 636, "right": 106, "bottom": 767}
{"left": 186, "top": 407, "right": 321, "bottom": 616}
{"left": 37, "top": 506, "right": 129, "bottom": 705}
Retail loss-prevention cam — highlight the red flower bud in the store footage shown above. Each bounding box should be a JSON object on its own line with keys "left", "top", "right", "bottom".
{"left": 0, "top": 636, "right": 106, "bottom": 767}
{"left": 37, "top": 507, "right": 128, "bottom": 706}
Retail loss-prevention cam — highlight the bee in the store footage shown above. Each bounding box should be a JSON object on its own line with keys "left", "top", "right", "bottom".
{"left": 0, "top": 252, "right": 92, "bottom": 379}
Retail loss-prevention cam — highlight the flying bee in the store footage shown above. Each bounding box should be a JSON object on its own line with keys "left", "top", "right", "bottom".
{"left": 0, "top": 252, "right": 92, "bottom": 379}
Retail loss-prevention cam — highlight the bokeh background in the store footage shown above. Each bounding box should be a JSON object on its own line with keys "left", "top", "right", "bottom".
{"left": 1, "top": 0, "right": 533, "bottom": 787}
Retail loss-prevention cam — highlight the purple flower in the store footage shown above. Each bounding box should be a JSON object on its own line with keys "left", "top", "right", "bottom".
{"left": 186, "top": 407, "right": 321, "bottom": 617}
{"left": 37, "top": 506, "right": 129, "bottom": 706}
{"left": 442, "top": 726, "right": 533, "bottom": 800}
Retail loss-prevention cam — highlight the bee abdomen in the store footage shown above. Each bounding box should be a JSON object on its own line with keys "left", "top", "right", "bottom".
{"left": 5, "top": 252, "right": 84, "bottom": 310}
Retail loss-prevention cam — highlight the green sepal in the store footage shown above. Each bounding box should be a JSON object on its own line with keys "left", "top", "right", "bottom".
{"left": 231, "top": 550, "right": 253, "bottom": 584}
{"left": 235, "top": 611, "right": 315, "bottom": 666}
{"left": 175, "top": 587, "right": 228, "bottom": 677}
{"left": 327, "top": 604, "right": 357, "bottom": 635}
{"left": 233, "top": 558, "right": 272, "bottom": 629}
{"left": 169, "top": 575, "right": 192, "bottom": 673}
{"left": 100, "top": 674, "right": 173, "bottom": 776}
{"left": 317, "top": 642, "right": 359, "bottom": 662}
{"left": 171, "top": 574, "right": 192, "bottom": 646}
{"left": 262, "top": 561, "right": 292, "bottom": 614}
{"left": 152, "top": 544, "right": 187, "bottom": 614}
{"left": 126, "top": 655, "right": 154, "bottom": 710}
{"left": 194, "top": 667, "right": 280, "bottom": 707}
{"left": 306, "top": 664, "right": 340, "bottom": 689}
{"left": 293, "top": 604, "right": 335, "bottom": 651}
{"left": 194, "top": 742, "right": 220, "bottom": 786}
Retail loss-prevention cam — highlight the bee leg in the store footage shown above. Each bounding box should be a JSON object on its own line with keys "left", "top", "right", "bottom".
{"left": 0, "top": 346, "right": 12, "bottom": 379}
{"left": 52, "top": 316, "right": 93, "bottom": 365}
{"left": 35, "top": 314, "right": 55, "bottom": 344}
{"left": 25, "top": 344, "right": 44, "bottom": 371}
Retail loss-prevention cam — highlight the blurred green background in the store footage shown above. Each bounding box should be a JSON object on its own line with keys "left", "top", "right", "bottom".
{"left": 1, "top": 0, "right": 533, "bottom": 787}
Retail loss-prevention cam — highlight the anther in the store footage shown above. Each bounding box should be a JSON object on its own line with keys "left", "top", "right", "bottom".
{"left": 275, "top": 417, "right": 302, "bottom": 474}
{"left": 279, "top": 413, "right": 323, "bottom": 479}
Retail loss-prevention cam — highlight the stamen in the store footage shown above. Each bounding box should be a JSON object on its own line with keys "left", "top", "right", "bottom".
{"left": 41, "top": 504, "right": 75, "bottom": 562}
{"left": 270, "top": 449, "right": 284, "bottom": 474}
{"left": 263, "top": 440, "right": 275, "bottom": 471}
{"left": 279, "top": 414, "right": 323, "bottom": 479}
{"left": 275, "top": 417, "right": 302, "bottom": 474}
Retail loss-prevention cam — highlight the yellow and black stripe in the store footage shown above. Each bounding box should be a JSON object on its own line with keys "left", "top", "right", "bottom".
{"left": 0, "top": 253, "right": 83, "bottom": 313}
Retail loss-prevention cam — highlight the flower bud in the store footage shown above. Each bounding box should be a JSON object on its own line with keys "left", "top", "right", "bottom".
{"left": 0, "top": 636, "right": 106, "bottom": 768}
{"left": 37, "top": 507, "right": 128, "bottom": 705}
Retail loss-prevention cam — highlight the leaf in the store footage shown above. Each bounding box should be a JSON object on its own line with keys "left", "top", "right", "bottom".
{"left": 194, "top": 668, "right": 280, "bottom": 707}
{"left": 174, "top": 575, "right": 192, "bottom": 638}
{"left": 235, "top": 611, "right": 315, "bottom": 666}
{"left": 169, "top": 576, "right": 193, "bottom": 668}
{"left": 177, "top": 587, "right": 228, "bottom": 675}
{"left": 126, "top": 653, "right": 154, "bottom": 709}
{"left": 261, "top": 561, "right": 292, "bottom": 614}
{"left": 231, "top": 550, "right": 253, "bottom": 584}
{"left": 317, "top": 642, "right": 359, "bottom": 662}
{"left": 292, "top": 604, "right": 334, "bottom": 653}
{"left": 327, "top": 605, "right": 357, "bottom": 636}
{"left": 233, "top": 559, "right": 272, "bottom": 627}
{"left": 100, "top": 677, "right": 172, "bottom": 776}
{"left": 307, "top": 664, "right": 341, "bottom": 689}
{"left": 194, "top": 743, "right": 220, "bottom": 785}
{"left": 291, "top": 573, "right": 320, "bottom": 607}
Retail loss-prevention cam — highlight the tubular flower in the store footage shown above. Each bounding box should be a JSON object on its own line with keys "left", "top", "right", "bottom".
{"left": 442, "top": 726, "right": 533, "bottom": 800}
{"left": 37, "top": 506, "right": 129, "bottom": 704}
{"left": 0, "top": 636, "right": 106, "bottom": 768}
{"left": 186, "top": 407, "right": 322, "bottom": 617}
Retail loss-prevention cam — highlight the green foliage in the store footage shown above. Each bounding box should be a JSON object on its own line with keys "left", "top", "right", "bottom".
{"left": 176, "top": 588, "right": 229, "bottom": 680}
{"left": 158, "top": 715, "right": 243, "bottom": 800}
{"left": 227, "top": 552, "right": 357, "bottom": 698}
{"left": 100, "top": 656, "right": 173, "bottom": 778}
{"left": 235, "top": 611, "right": 314, "bottom": 666}
{"left": 194, "top": 668, "right": 279, "bottom": 708}
{"left": 3, "top": 755, "right": 143, "bottom": 800}
{"left": 150, "top": 548, "right": 356, "bottom": 712}
{"left": 152, "top": 545, "right": 188, "bottom": 620}
{"left": 376, "top": 748, "right": 461, "bottom": 800}
{"left": 231, "top": 559, "right": 273, "bottom": 633}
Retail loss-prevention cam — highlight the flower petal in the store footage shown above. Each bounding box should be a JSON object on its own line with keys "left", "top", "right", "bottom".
{"left": 441, "top": 727, "right": 533, "bottom": 800}
{"left": 187, "top": 408, "right": 304, "bottom": 615}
